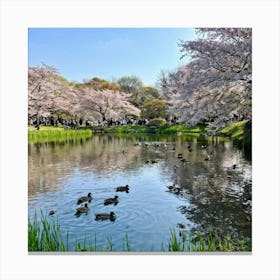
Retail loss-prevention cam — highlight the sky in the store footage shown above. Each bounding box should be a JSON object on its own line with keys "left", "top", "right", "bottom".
{"left": 28, "top": 28, "right": 196, "bottom": 87}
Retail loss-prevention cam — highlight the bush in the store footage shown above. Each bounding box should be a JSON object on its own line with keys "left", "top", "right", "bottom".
{"left": 148, "top": 118, "right": 167, "bottom": 127}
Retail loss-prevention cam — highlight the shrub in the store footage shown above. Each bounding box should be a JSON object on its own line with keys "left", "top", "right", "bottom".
{"left": 148, "top": 118, "right": 167, "bottom": 127}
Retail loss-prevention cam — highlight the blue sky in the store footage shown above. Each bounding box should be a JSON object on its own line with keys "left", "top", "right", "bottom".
{"left": 28, "top": 28, "right": 196, "bottom": 87}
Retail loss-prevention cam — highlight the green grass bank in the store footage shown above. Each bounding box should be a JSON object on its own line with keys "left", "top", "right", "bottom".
{"left": 28, "top": 126, "right": 92, "bottom": 143}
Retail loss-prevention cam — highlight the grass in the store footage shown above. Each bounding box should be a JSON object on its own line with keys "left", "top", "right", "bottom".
{"left": 28, "top": 126, "right": 92, "bottom": 143}
{"left": 220, "top": 120, "right": 250, "bottom": 141}
{"left": 103, "top": 124, "right": 206, "bottom": 135}
{"left": 28, "top": 211, "right": 251, "bottom": 252}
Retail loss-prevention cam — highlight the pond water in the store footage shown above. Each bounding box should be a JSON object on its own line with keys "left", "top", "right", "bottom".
{"left": 28, "top": 134, "right": 252, "bottom": 251}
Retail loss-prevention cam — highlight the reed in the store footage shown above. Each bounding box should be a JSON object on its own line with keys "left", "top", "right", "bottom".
{"left": 28, "top": 128, "right": 92, "bottom": 143}
{"left": 28, "top": 212, "right": 251, "bottom": 252}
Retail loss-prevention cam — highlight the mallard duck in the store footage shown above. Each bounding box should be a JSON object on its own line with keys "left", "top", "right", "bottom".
{"left": 201, "top": 144, "right": 207, "bottom": 149}
{"left": 232, "top": 164, "right": 237, "bottom": 169}
{"left": 104, "top": 195, "right": 119, "bottom": 206}
{"left": 49, "top": 210, "right": 57, "bottom": 216}
{"left": 75, "top": 203, "right": 89, "bottom": 215}
{"left": 116, "top": 185, "right": 129, "bottom": 192}
{"left": 177, "top": 153, "right": 183, "bottom": 158}
{"left": 167, "top": 184, "right": 181, "bottom": 193}
{"left": 95, "top": 212, "right": 116, "bottom": 221}
{"left": 177, "top": 223, "right": 186, "bottom": 229}
{"left": 77, "top": 193, "right": 92, "bottom": 205}
{"left": 151, "top": 159, "right": 158, "bottom": 164}
{"left": 204, "top": 155, "right": 210, "bottom": 161}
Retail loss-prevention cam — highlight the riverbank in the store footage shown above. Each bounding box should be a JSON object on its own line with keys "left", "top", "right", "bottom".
{"left": 103, "top": 124, "right": 206, "bottom": 135}
{"left": 28, "top": 121, "right": 251, "bottom": 144}
{"left": 28, "top": 211, "right": 251, "bottom": 252}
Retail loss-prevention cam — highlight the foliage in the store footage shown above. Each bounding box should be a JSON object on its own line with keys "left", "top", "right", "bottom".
{"left": 77, "top": 87, "right": 140, "bottom": 121}
{"left": 28, "top": 65, "right": 140, "bottom": 123}
{"left": 220, "top": 120, "right": 249, "bottom": 140}
{"left": 117, "top": 76, "right": 143, "bottom": 106}
{"left": 139, "top": 86, "right": 160, "bottom": 105}
{"left": 148, "top": 118, "right": 167, "bottom": 127}
{"left": 141, "top": 98, "right": 168, "bottom": 119}
{"left": 28, "top": 128, "right": 92, "bottom": 143}
{"left": 78, "top": 77, "right": 120, "bottom": 91}
{"left": 160, "top": 28, "right": 252, "bottom": 133}
{"left": 28, "top": 212, "right": 251, "bottom": 252}
{"left": 28, "top": 64, "right": 78, "bottom": 119}
{"left": 28, "top": 210, "right": 67, "bottom": 251}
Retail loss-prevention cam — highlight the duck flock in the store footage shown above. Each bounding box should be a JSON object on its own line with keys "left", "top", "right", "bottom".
{"left": 47, "top": 141, "right": 238, "bottom": 229}
{"left": 49, "top": 184, "right": 130, "bottom": 222}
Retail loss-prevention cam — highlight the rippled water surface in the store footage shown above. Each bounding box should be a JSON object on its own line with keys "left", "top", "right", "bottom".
{"left": 28, "top": 134, "right": 252, "bottom": 251}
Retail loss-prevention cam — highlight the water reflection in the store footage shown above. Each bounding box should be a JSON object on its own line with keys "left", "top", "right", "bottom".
{"left": 28, "top": 134, "right": 252, "bottom": 250}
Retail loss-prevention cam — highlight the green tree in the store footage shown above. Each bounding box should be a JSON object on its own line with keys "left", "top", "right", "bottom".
{"left": 117, "top": 76, "right": 143, "bottom": 106}
{"left": 141, "top": 86, "right": 160, "bottom": 102}
{"left": 141, "top": 98, "right": 168, "bottom": 119}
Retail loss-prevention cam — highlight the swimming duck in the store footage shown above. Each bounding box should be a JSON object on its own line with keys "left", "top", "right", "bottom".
{"left": 201, "top": 144, "right": 207, "bottom": 149}
{"left": 204, "top": 155, "right": 211, "bottom": 161}
{"left": 104, "top": 195, "right": 119, "bottom": 206}
{"left": 181, "top": 158, "right": 188, "bottom": 164}
{"left": 95, "top": 212, "right": 116, "bottom": 221}
{"left": 167, "top": 184, "right": 181, "bottom": 194}
{"left": 116, "top": 185, "right": 130, "bottom": 192}
{"left": 75, "top": 203, "right": 89, "bottom": 215}
{"left": 77, "top": 193, "right": 92, "bottom": 205}
{"left": 49, "top": 210, "right": 57, "bottom": 216}
{"left": 232, "top": 164, "right": 237, "bottom": 169}
{"left": 177, "top": 153, "right": 183, "bottom": 159}
{"left": 177, "top": 223, "right": 186, "bottom": 229}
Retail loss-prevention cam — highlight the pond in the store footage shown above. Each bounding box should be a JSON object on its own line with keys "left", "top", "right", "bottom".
{"left": 28, "top": 134, "right": 252, "bottom": 251}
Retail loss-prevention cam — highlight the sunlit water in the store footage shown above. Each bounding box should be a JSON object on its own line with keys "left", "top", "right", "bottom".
{"left": 28, "top": 134, "right": 252, "bottom": 251}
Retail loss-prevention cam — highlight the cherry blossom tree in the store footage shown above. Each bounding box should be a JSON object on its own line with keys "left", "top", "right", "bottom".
{"left": 28, "top": 64, "right": 78, "bottom": 121}
{"left": 77, "top": 87, "right": 140, "bottom": 122}
{"left": 161, "top": 28, "right": 252, "bottom": 132}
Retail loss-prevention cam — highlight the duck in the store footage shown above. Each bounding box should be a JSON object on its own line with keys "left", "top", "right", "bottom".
{"left": 180, "top": 158, "right": 188, "bottom": 164}
{"left": 188, "top": 147, "right": 192, "bottom": 152}
{"left": 77, "top": 193, "right": 93, "bottom": 205}
{"left": 177, "top": 153, "right": 183, "bottom": 159}
{"left": 204, "top": 155, "right": 211, "bottom": 161}
{"left": 232, "top": 164, "right": 237, "bottom": 169}
{"left": 167, "top": 184, "right": 181, "bottom": 194}
{"left": 177, "top": 223, "right": 186, "bottom": 229}
{"left": 201, "top": 144, "right": 207, "bottom": 149}
{"left": 151, "top": 159, "right": 158, "bottom": 164}
{"left": 95, "top": 212, "right": 116, "bottom": 221}
{"left": 49, "top": 209, "right": 57, "bottom": 216}
{"left": 116, "top": 185, "right": 129, "bottom": 193}
{"left": 75, "top": 203, "right": 89, "bottom": 215}
{"left": 104, "top": 195, "right": 119, "bottom": 206}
